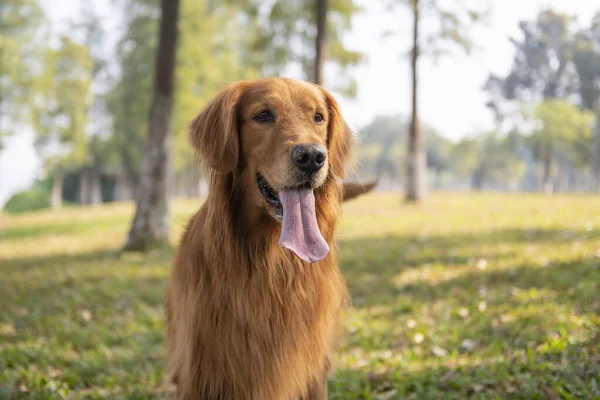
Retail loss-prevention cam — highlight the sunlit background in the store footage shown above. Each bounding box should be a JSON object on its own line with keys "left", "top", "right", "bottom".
{"left": 2, "top": 0, "right": 599, "bottom": 207}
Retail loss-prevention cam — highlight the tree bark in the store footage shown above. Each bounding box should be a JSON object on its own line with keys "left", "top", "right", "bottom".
{"left": 405, "top": 0, "right": 427, "bottom": 203}
{"left": 594, "top": 102, "right": 600, "bottom": 192}
{"left": 114, "top": 170, "right": 136, "bottom": 202}
{"left": 90, "top": 167, "right": 102, "bottom": 204}
{"left": 541, "top": 153, "right": 553, "bottom": 194}
{"left": 80, "top": 167, "right": 90, "bottom": 204}
{"left": 51, "top": 170, "right": 63, "bottom": 209}
{"left": 124, "top": 0, "right": 180, "bottom": 251}
{"left": 314, "top": 0, "right": 328, "bottom": 85}
{"left": 471, "top": 169, "right": 483, "bottom": 191}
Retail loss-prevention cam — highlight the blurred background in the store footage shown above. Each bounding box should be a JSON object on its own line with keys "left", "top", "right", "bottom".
{"left": 1, "top": 0, "right": 599, "bottom": 399}
{"left": 2, "top": 0, "right": 599, "bottom": 210}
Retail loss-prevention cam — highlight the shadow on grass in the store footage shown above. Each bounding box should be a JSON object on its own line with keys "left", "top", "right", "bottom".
{"left": 338, "top": 227, "right": 599, "bottom": 303}
{"left": 1, "top": 223, "right": 598, "bottom": 398}
{"left": 329, "top": 330, "right": 599, "bottom": 400}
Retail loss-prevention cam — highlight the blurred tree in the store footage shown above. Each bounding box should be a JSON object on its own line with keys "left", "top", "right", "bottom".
{"left": 124, "top": 0, "right": 180, "bottom": 251}
{"left": 107, "top": 0, "right": 257, "bottom": 199}
{"left": 71, "top": 6, "right": 112, "bottom": 204}
{"left": 31, "top": 36, "right": 94, "bottom": 208}
{"left": 387, "top": 0, "right": 487, "bottom": 202}
{"left": 449, "top": 133, "right": 526, "bottom": 191}
{"left": 0, "top": 0, "right": 46, "bottom": 149}
{"left": 357, "top": 114, "right": 452, "bottom": 189}
{"left": 572, "top": 13, "right": 600, "bottom": 190}
{"left": 314, "top": 0, "right": 328, "bottom": 84}
{"left": 484, "top": 10, "right": 577, "bottom": 123}
{"left": 448, "top": 138, "right": 478, "bottom": 179}
{"left": 106, "top": 0, "right": 159, "bottom": 200}
{"left": 172, "top": 0, "right": 256, "bottom": 197}
{"left": 531, "top": 100, "right": 594, "bottom": 193}
{"left": 245, "top": 0, "right": 363, "bottom": 94}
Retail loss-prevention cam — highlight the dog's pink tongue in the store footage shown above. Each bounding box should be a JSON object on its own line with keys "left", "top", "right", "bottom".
{"left": 278, "top": 188, "right": 330, "bottom": 263}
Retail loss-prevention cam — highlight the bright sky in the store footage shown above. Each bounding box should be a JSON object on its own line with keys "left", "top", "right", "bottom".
{"left": 1, "top": 0, "right": 598, "bottom": 205}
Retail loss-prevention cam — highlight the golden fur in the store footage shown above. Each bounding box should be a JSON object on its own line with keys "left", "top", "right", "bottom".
{"left": 165, "top": 78, "right": 355, "bottom": 399}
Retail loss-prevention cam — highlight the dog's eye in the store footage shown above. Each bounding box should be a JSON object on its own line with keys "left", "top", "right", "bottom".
{"left": 254, "top": 110, "right": 275, "bottom": 123}
{"left": 314, "top": 113, "right": 324, "bottom": 124}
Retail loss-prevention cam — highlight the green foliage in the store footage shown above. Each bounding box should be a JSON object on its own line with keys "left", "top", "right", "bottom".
{"left": 485, "top": 9, "right": 581, "bottom": 122}
{"left": 31, "top": 36, "right": 94, "bottom": 169}
{"left": 173, "top": 0, "right": 259, "bottom": 172}
{"left": 3, "top": 187, "right": 49, "bottom": 214}
{"left": 105, "top": 0, "right": 365, "bottom": 187}
{"left": 245, "top": 0, "right": 364, "bottom": 94}
{"left": 449, "top": 132, "right": 528, "bottom": 189}
{"left": 2, "top": 178, "right": 52, "bottom": 214}
{"left": 0, "top": 0, "right": 46, "bottom": 148}
{"left": 1, "top": 194, "right": 599, "bottom": 398}
{"left": 356, "top": 115, "right": 452, "bottom": 178}
{"left": 104, "top": 0, "right": 159, "bottom": 183}
{"left": 572, "top": 12, "right": 600, "bottom": 111}
{"left": 387, "top": 0, "right": 488, "bottom": 60}
{"left": 532, "top": 100, "right": 594, "bottom": 167}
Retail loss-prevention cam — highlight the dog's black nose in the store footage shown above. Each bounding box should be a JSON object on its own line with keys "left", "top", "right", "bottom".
{"left": 291, "top": 144, "right": 327, "bottom": 174}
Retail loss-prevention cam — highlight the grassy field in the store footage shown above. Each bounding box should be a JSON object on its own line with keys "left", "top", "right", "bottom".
{"left": 1, "top": 193, "right": 599, "bottom": 399}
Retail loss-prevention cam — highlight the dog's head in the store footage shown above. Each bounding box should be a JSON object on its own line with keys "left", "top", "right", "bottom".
{"left": 189, "top": 78, "right": 353, "bottom": 220}
{"left": 189, "top": 78, "right": 353, "bottom": 262}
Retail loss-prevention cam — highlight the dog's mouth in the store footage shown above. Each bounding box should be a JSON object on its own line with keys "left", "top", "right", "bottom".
{"left": 257, "top": 174, "right": 283, "bottom": 217}
{"left": 256, "top": 173, "right": 329, "bottom": 263}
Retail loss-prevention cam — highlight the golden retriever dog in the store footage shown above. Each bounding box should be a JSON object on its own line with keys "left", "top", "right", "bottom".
{"left": 165, "top": 78, "right": 367, "bottom": 399}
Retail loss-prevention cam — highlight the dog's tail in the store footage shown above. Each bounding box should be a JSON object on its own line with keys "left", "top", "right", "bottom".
{"left": 342, "top": 178, "right": 378, "bottom": 202}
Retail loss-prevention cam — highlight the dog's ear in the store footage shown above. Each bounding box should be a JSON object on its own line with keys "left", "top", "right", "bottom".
{"left": 189, "top": 81, "right": 249, "bottom": 173}
{"left": 319, "top": 86, "right": 354, "bottom": 179}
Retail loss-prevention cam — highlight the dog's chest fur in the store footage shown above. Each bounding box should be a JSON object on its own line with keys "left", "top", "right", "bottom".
{"left": 166, "top": 203, "right": 346, "bottom": 400}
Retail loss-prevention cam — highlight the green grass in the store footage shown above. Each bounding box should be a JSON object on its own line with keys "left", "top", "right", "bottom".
{"left": 1, "top": 193, "right": 599, "bottom": 399}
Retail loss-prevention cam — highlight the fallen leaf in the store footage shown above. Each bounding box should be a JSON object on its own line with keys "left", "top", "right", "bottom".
{"left": 431, "top": 346, "right": 448, "bottom": 357}
{"left": 19, "top": 384, "right": 29, "bottom": 393}
{"left": 469, "top": 383, "right": 485, "bottom": 394}
{"left": 477, "top": 301, "right": 487, "bottom": 312}
{"left": 504, "top": 382, "right": 517, "bottom": 393}
{"left": 476, "top": 259, "right": 488, "bottom": 270}
{"left": 461, "top": 339, "right": 478, "bottom": 351}
{"left": 81, "top": 309, "right": 92, "bottom": 322}
{"left": 413, "top": 332, "right": 425, "bottom": 344}
{"left": 458, "top": 307, "right": 470, "bottom": 318}
{"left": 500, "top": 314, "right": 513, "bottom": 323}
{"left": 377, "top": 389, "right": 398, "bottom": 400}
{"left": 49, "top": 368, "right": 64, "bottom": 378}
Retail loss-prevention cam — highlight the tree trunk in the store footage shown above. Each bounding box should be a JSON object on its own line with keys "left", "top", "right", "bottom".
{"left": 114, "top": 170, "right": 136, "bottom": 202}
{"left": 124, "top": 0, "right": 180, "bottom": 251}
{"left": 594, "top": 103, "right": 600, "bottom": 192}
{"left": 405, "top": 0, "right": 426, "bottom": 203}
{"left": 542, "top": 153, "right": 553, "bottom": 194}
{"left": 90, "top": 167, "right": 102, "bottom": 204}
{"left": 314, "top": 0, "right": 328, "bottom": 85}
{"left": 471, "top": 169, "right": 483, "bottom": 191}
{"left": 51, "top": 170, "right": 63, "bottom": 209}
{"left": 80, "top": 167, "right": 90, "bottom": 204}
